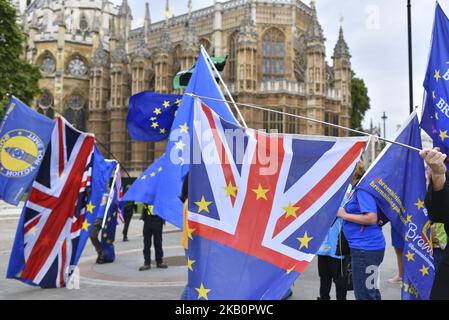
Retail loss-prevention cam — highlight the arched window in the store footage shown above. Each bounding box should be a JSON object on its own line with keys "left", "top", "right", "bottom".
{"left": 262, "top": 28, "right": 285, "bottom": 80}
{"left": 228, "top": 31, "right": 238, "bottom": 83}
{"left": 64, "top": 95, "right": 86, "bottom": 131}
{"left": 37, "top": 92, "right": 55, "bottom": 119}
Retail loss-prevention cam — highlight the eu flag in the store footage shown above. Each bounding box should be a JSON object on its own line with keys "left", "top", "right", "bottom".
{"left": 72, "top": 145, "right": 117, "bottom": 266}
{"left": 357, "top": 113, "right": 434, "bottom": 300}
{"left": 127, "top": 91, "right": 182, "bottom": 142}
{"left": 421, "top": 3, "right": 449, "bottom": 168}
{"left": 0, "top": 97, "right": 55, "bottom": 205}
{"left": 151, "top": 48, "right": 240, "bottom": 228}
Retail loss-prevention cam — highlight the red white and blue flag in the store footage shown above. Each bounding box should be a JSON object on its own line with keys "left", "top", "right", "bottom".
{"left": 186, "top": 100, "right": 366, "bottom": 300}
{"left": 7, "top": 117, "right": 95, "bottom": 288}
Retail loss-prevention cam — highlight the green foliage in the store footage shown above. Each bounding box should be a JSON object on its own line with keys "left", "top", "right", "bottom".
{"left": 0, "top": 0, "right": 41, "bottom": 117}
{"left": 351, "top": 75, "right": 371, "bottom": 131}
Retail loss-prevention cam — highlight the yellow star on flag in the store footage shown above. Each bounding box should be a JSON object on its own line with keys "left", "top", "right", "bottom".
{"left": 440, "top": 130, "right": 449, "bottom": 142}
{"left": 436, "top": 112, "right": 439, "bottom": 120}
{"left": 180, "top": 123, "right": 189, "bottom": 134}
{"left": 406, "top": 251, "right": 415, "bottom": 262}
{"left": 187, "top": 258, "right": 196, "bottom": 272}
{"left": 176, "top": 98, "right": 182, "bottom": 106}
{"left": 86, "top": 201, "right": 96, "bottom": 214}
{"left": 154, "top": 108, "right": 162, "bottom": 115}
{"left": 175, "top": 140, "right": 186, "bottom": 151}
{"left": 287, "top": 266, "right": 296, "bottom": 274}
{"left": 196, "top": 283, "right": 211, "bottom": 300}
{"left": 415, "top": 199, "right": 425, "bottom": 210}
{"left": 187, "top": 225, "right": 196, "bottom": 240}
{"left": 141, "top": 175, "right": 147, "bottom": 180}
{"left": 223, "top": 181, "right": 238, "bottom": 199}
{"left": 152, "top": 122, "right": 159, "bottom": 129}
{"left": 158, "top": 167, "right": 163, "bottom": 172}
{"left": 150, "top": 117, "right": 157, "bottom": 121}
{"left": 82, "top": 220, "right": 91, "bottom": 232}
{"left": 252, "top": 184, "right": 269, "bottom": 200}
{"left": 150, "top": 172, "right": 156, "bottom": 177}
{"left": 163, "top": 100, "right": 170, "bottom": 108}
{"left": 282, "top": 201, "right": 300, "bottom": 219}
{"left": 406, "top": 215, "right": 412, "bottom": 223}
{"left": 435, "top": 69, "right": 441, "bottom": 81}
{"left": 195, "top": 196, "right": 212, "bottom": 213}
{"left": 433, "top": 90, "right": 437, "bottom": 100}
{"left": 420, "top": 265, "right": 429, "bottom": 276}
{"left": 160, "top": 128, "right": 166, "bottom": 134}
{"left": 297, "top": 231, "right": 313, "bottom": 250}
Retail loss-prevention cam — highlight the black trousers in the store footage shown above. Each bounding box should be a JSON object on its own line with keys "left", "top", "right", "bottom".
{"left": 89, "top": 219, "right": 103, "bottom": 257}
{"left": 318, "top": 255, "right": 348, "bottom": 300}
{"left": 123, "top": 211, "right": 133, "bottom": 238}
{"left": 431, "top": 245, "right": 449, "bottom": 300}
{"left": 143, "top": 216, "right": 164, "bottom": 265}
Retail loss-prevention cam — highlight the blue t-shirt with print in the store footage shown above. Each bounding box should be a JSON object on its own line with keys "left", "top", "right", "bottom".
{"left": 343, "top": 190, "right": 385, "bottom": 251}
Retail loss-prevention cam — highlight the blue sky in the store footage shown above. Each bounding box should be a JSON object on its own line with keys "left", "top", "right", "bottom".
{"left": 113, "top": 0, "right": 445, "bottom": 138}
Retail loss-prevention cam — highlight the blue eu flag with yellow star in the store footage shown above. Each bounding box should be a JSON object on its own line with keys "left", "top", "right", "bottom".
{"left": 127, "top": 91, "right": 182, "bottom": 142}
{"left": 422, "top": 3, "right": 449, "bottom": 168}
{"left": 151, "top": 48, "right": 240, "bottom": 228}
{"left": 357, "top": 113, "right": 434, "bottom": 300}
{"left": 0, "top": 97, "right": 55, "bottom": 205}
{"left": 72, "top": 145, "right": 116, "bottom": 266}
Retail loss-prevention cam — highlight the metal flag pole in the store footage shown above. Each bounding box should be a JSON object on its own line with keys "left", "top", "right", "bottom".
{"left": 186, "top": 93, "right": 423, "bottom": 153}
{"left": 102, "top": 163, "right": 120, "bottom": 229}
{"left": 408, "top": 0, "right": 414, "bottom": 114}
{"left": 200, "top": 45, "right": 249, "bottom": 128}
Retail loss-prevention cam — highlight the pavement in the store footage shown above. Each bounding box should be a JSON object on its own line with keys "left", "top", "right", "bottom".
{"left": 0, "top": 201, "right": 402, "bottom": 300}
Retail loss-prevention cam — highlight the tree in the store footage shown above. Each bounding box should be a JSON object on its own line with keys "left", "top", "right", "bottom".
{"left": 351, "top": 75, "right": 371, "bottom": 131}
{"left": 0, "top": 0, "right": 41, "bottom": 117}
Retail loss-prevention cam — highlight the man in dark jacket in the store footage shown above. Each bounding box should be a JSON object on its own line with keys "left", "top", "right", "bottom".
{"left": 122, "top": 201, "right": 136, "bottom": 242}
{"left": 139, "top": 204, "right": 168, "bottom": 271}
{"left": 421, "top": 148, "right": 449, "bottom": 300}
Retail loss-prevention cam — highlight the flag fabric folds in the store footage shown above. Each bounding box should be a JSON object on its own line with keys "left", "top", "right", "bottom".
{"left": 127, "top": 91, "right": 182, "bottom": 142}
{"left": 185, "top": 100, "right": 366, "bottom": 300}
{"left": 0, "top": 97, "right": 55, "bottom": 205}
{"left": 7, "top": 118, "right": 95, "bottom": 288}
{"left": 151, "top": 48, "right": 240, "bottom": 228}
{"left": 421, "top": 3, "right": 449, "bottom": 167}
{"left": 72, "top": 145, "right": 117, "bottom": 266}
{"left": 101, "top": 165, "right": 123, "bottom": 263}
{"left": 357, "top": 113, "right": 434, "bottom": 300}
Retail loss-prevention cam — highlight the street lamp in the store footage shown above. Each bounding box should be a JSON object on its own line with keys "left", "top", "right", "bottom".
{"left": 382, "top": 112, "right": 388, "bottom": 140}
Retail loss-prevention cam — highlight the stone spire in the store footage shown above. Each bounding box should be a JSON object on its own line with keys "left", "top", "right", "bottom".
{"left": 134, "top": 38, "right": 151, "bottom": 59}
{"left": 144, "top": 2, "right": 151, "bottom": 26}
{"left": 305, "top": 0, "right": 325, "bottom": 43}
{"left": 119, "top": 0, "right": 131, "bottom": 16}
{"left": 111, "top": 38, "right": 129, "bottom": 64}
{"left": 158, "top": 0, "right": 171, "bottom": 52}
{"left": 92, "top": 41, "right": 110, "bottom": 67}
{"left": 238, "top": 0, "right": 257, "bottom": 45}
{"left": 333, "top": 26, "right": 351, "bottom": 60}
{"left": 184, "top": 0, "right": 198, "bottom": 50}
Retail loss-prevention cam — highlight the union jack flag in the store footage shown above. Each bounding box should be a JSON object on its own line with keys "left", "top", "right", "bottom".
{"left": 7, "top": 117, "right": 95, "bottom": 288}
{"left": 186, "top": 100, "right": 366, "bottom": 300}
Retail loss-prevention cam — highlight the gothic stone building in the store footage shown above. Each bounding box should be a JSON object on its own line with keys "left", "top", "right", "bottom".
{"left": 16, "top": 0, "right": 353, "bottom": 177}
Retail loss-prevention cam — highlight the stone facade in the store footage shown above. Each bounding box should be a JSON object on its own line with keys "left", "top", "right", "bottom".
{"left": 17, "top": 0, "right": 353, "bottom": 177}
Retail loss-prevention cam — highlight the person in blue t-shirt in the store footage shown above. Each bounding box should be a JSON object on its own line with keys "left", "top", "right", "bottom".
{"left": 337, "top": 185, "right": 385, "bottom": 300}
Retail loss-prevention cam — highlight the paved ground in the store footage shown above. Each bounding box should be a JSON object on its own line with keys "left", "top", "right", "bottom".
{"left": 0, "top": 202, "right": 402, "bottom": 300}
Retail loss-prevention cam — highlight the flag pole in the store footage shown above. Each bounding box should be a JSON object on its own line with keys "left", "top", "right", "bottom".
{"left": 102, "top": 163, "right": 120, "bottom": 229}
{"left": 408, "top": 0, "right": 414, "bottom": 114}
{"left": 200, "top": 46, "right": 248, "bottom": 128}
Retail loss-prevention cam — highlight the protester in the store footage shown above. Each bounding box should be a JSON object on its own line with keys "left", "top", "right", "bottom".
{"left": 421, "top": 148, "right": 449, "bottom": 300}
{"left": 122, "top": 200, "right": 136, "bottom": 242}
{"left": 337, "top": 162, "right": 385, "bottom": 300}
{"left": 139, "top": 204, "right": 168, "bottom": 271}
{"left": 89, "top": 193, "right": 109, "bottom": 265}
{"left": 388, "top": 227, "right": 404, "bottom": 285}
{"left": 316, "top": 182, "right": 354, "bottom": 300}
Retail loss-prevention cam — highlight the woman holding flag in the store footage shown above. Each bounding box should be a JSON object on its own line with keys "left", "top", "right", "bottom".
{"left": 422, "top": 148, "right": 449, "bottom": 300}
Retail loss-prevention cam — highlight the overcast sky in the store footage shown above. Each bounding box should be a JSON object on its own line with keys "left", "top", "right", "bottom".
{"left": 112, "top": 0, "right": 447, "bottom": 139}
